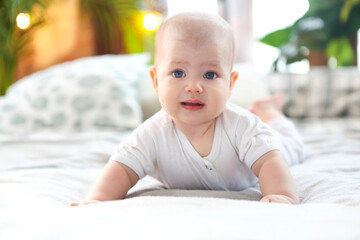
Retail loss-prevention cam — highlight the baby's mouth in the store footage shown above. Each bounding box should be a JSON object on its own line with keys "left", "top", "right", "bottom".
{"left": 181, "top": 100, "right": 205, "bottom": 106}
{"left": 180, "top": 100, "right": 205, "bottom": 111}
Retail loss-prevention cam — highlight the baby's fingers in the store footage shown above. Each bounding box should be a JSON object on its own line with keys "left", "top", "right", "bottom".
{"left": 68, "top": 202, "right": 81, "bottom": 207}
{"left": 260, "top": 194, "right": 294, "bottom": 204}
{"left": 68, "top": 200, "right": 101, "bottom": 207}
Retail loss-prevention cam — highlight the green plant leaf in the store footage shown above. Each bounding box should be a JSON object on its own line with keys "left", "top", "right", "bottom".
{"left": 326, "top": 37, "right": 354, "bottom": 66}
{"left": 0, "top": 0, "right": 50, "bottom": 95}
{"left": 340, "top": 0, "right": 360, "bottom": 22}
{"left": 306, "top": 0, "right": 342, "bottom": 16}
{"left": 119, "top": 21, "right": 141, "bottom": 53}
{"left": 79, "top": 0, "right": 143, "bottom": 55}
{"left": 259, "top": 26, "right": 294, "bottom": 48}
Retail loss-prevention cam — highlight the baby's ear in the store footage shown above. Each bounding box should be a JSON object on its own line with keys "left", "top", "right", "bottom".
{"left": 228, "top": 71, "right": 239, "bottom": 96}
{"left": 149, "top": 66, "right": 159, "bottom": 95}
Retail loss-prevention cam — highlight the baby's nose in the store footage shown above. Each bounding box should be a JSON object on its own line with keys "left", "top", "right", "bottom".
{"left": 185, "top": 79, "right": 203, "bottom": 93}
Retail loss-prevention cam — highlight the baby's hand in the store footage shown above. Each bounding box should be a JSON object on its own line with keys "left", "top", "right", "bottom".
{"left": 260, "top": 194, "right": 298, "bottom": 205}
{"left": 68, "top": 200, "right": 101, "bottom": 207}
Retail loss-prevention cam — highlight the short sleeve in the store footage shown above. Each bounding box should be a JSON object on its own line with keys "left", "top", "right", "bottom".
{"left": 236, "top": 113, "right": 280, "bottom": 168}
{"left": 109, "top": 123, "right": 157, "bottom": 179}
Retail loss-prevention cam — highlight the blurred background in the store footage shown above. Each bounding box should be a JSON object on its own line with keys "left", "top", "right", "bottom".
{"left": 1, "top": 0, "right": 359, "bottom": 95}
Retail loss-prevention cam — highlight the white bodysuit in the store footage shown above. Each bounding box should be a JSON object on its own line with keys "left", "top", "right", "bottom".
{"left": 110, "top": 102, "right": 304, "bottom": 191}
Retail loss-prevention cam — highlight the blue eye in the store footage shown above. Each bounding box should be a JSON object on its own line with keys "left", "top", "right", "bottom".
{"left": 172, "top": 70, "right": 185, "bottom": 78}
{"left": 204, "top": 72, "right": 217, "bottom": 79}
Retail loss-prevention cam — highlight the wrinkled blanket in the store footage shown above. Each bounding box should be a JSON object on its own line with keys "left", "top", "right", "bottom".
{"left": 1, "top": 118, "right": 360, "bottom": 239}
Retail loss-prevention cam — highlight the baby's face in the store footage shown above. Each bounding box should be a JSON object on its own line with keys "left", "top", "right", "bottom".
{"left": 151, "top": 29, "right": 237, "bottom": 127}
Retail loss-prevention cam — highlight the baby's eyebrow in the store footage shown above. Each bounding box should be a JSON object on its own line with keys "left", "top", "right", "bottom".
{"left": 198, "top": 61, "right": 224, "bottom": 70}
{"left": 169, "top": 60, "right": 190, "bottom": 66}
{"left": 201, "top": 62, "right": 220, "bottom": 68}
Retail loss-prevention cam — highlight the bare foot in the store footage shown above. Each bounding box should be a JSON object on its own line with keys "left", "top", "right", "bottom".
{"left": 248, "top": 93, "right": 286, "bottom": 122}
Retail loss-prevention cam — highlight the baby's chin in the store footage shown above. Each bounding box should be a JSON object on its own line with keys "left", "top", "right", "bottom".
{"left": 171, "top": 113, "right": 218, "bottom": 127}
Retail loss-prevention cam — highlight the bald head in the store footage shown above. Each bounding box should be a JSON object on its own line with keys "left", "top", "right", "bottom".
{"left": 154, "top": 12, "right": 235, "bottom": 67}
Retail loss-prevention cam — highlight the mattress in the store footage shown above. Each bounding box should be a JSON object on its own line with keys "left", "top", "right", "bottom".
{"left": 1, "top": 118, "right": 360, "bottom": 239}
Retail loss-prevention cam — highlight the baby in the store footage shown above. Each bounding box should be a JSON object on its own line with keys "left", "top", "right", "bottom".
{"left": 70, "top": 12, "right": 303, "bottom": 206}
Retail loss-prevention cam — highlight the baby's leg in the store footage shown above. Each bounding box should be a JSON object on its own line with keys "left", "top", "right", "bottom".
{"left": 249, "top": 93, "right": 304, "bottom": 166}
{"left": 248, "top": 92, "right": 286, "bottom": 122}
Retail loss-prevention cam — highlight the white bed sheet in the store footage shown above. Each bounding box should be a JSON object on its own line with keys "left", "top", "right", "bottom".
{"left": 1, "top": 118, "right": 360, "bottom": 239}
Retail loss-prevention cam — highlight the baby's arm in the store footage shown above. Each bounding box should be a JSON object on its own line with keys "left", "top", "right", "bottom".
{"left": 69, "top": 161, "right": 139, "bottom": 206}
{"left": 251, "top": 150, "right": 299, "bottom": 204}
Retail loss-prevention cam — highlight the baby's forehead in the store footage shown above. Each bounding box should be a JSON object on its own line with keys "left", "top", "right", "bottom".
{"left": 160, "top": 15, "right": 232, "bottom": 44}
{"left": 155, "top": 13, "right": 235, "bottom": 65}
{"left": 163, "top": 13, "right": 230, "bottom": 35}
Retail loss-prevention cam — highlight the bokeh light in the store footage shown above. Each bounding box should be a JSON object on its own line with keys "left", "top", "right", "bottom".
{"left": 143, "top": 12, "right": 161, "bottom": 31}
{"left": 16, "top": 13, "right": 31, "bottom": 30}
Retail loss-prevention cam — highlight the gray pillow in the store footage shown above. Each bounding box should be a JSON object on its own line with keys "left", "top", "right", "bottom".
{"left": 268, "top": 67, "right": 360, "bottom": 118}
{"left": 0, "top": 53, "right": 150, "bottom": 134}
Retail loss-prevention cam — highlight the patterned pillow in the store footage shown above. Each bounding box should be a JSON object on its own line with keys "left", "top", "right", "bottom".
{"left": 0, "top": 53, "right": 150, "bottom": 134}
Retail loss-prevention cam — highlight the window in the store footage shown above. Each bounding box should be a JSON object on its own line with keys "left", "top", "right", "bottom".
{"left": 167, "top": 0, "right": 218, "bottom": 17}
{"left": 253, "top": 0, "right": 309, "bottom": 73}
{"left": 166, "top": 0, "right": 310, "bottom": 73}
